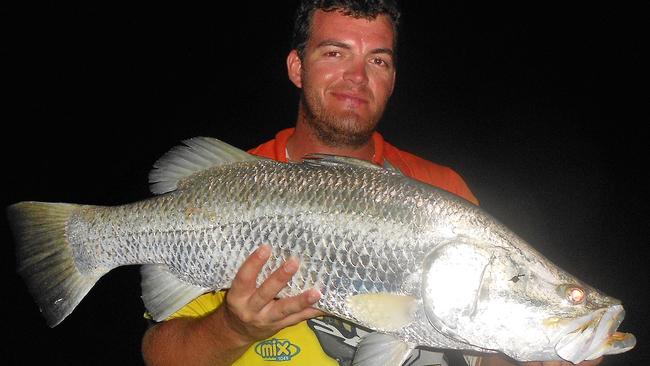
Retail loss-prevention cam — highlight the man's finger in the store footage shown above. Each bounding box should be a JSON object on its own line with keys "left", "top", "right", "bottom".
{"left": 229, "top": 244, "right": 272, "bottom": 296}
{"left": 266, "top": 288, "right": 322, "bottom": 322}
{"left": 248, "top": 257, "right": 300, "bottom": 311}
{"left": 274, "top": 306, "right": 325, "bottom": 330}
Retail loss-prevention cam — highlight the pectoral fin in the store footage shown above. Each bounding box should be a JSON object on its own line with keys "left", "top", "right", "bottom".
{"left": 353, "top": 332, "right": 415, "bottom": 366}
{"left": 347, "top": 293, "right": 417, "bottom": 331}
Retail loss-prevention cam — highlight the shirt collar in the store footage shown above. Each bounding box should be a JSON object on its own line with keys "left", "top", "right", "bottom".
{"left": 275, "top": 127, "right": 386, "bottom": 166}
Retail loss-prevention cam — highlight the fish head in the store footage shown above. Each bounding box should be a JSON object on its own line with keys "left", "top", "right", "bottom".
{"left": 421, "top": 238, "right": 635, "bottom": 363}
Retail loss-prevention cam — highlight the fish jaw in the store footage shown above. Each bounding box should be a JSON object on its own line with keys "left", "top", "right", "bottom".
{"left": 554, "top": 304, "right": 636, "bottom": 363}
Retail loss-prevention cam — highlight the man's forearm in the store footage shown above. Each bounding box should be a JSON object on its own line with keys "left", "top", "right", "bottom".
{"left": 141, "top": 307, "right": 251, "bottom": 366}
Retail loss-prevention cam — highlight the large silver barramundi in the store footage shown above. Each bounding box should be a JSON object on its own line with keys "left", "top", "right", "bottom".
{"left": 8, "top": 137, "right": 635, "bottom": 364}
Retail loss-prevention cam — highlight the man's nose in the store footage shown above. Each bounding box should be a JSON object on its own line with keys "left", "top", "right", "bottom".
{"left": 343, "top": 57, "right": 369, "bottom": 85}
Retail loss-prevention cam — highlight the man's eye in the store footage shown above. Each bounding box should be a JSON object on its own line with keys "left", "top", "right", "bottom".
{"left": 325, "top": 51, "right": 340, "bottom": 57}
{"left": 371, "top": 57, "right": 389, "bottom": 67}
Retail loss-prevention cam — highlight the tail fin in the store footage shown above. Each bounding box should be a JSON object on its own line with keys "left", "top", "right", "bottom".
{"left": 8, "top": 201, "right": 104, "bottom": 327}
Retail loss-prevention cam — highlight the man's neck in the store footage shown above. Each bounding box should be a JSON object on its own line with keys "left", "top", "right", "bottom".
{"left": 287, "top": 119, "right": 375, "bottom": 162}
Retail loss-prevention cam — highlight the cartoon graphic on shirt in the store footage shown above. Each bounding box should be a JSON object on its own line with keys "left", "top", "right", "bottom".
{"left": 307, "top": 317, "right": 446, "bottom": 366}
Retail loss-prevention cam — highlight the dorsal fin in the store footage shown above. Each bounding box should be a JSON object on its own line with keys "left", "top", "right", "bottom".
{"left": 148, "top": 137, "right": 260, "bottom": 195}
{"left": 302, "top": 153, "right": 386, "bottom": 171}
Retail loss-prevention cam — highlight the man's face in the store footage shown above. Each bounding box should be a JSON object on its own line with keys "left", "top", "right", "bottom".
{"left": 291, "top": 10, "right": 396, "bottom": 147}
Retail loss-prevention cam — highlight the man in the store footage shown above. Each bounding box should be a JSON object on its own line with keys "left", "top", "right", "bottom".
{"left": 142, "top": 1, "right": 601, "bottom": 365}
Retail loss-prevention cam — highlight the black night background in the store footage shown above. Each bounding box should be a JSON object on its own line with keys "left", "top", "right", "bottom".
{"left": 2, "top": 2, "right": 648, "bottom": 365}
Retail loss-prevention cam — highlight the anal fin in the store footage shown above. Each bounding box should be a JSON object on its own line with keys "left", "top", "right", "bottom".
{"left": 140, "top": 264, "right": 210, "bottom": 321}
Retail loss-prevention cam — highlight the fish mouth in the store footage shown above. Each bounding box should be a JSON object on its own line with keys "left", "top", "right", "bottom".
{"left": 555, "top": 305, "right": 636, "bottom": 363}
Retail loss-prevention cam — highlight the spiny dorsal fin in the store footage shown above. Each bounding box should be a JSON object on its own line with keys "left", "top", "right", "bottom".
{"left": 303, "top": 154, "right": 386, "bottom": 171}
{"left": 149, "top": 137, "right": 261, "bottom": 195}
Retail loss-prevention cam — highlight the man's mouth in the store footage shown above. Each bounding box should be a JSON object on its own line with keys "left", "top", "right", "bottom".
{"left": 331, "top": 92, "right": 369, "bottom": 107}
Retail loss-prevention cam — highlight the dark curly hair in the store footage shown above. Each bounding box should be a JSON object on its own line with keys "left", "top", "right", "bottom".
{"left": 291, "top": 0, "right": 401, "bottom": 60}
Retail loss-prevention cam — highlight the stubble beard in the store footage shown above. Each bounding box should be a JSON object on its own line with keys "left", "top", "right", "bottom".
{"left": 300, "top": 90, "right": 383, "bottom": 148}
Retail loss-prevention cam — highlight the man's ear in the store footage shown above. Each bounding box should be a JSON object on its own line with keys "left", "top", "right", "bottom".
{"left": 287, "top": 49, "right": 303, "bottom": 88}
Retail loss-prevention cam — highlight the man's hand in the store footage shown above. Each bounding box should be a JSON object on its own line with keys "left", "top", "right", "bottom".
{"left": 220, "top": 244, "right": 324, "bottom": 344}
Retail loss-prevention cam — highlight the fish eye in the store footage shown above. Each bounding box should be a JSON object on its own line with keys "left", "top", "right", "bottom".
{"left": 566, "top": 286, "right": 586, "bottom": 304}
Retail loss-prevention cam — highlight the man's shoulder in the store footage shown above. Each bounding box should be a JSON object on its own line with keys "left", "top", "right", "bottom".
{"left": 248, "top": 138, "right": 277, "bottom": 158}
{"left": 382, "top": 140, "right": 455, "bottom": 181}
{"left": 382, "top": 140, "right": 479, "bottom": 205}
{"left": 384, "top": 142, "right": 448, "bottom": 169}
{"left": 247, "top": 128, "right": 294, "bottom": 160}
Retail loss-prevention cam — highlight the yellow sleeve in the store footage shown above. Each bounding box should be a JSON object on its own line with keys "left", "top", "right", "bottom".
{"left": 167, "top": 291, "right": 223, "bottom": 319}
